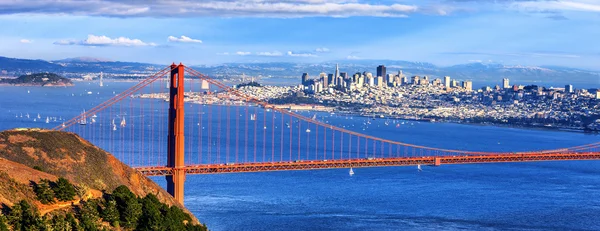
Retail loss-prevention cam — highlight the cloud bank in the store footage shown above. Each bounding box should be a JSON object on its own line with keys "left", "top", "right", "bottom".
{"left": 0, "top": 0, "right": 417, "bottom": 18}
{"left": 54, "top": 34, "right": 156, "bottom": 47}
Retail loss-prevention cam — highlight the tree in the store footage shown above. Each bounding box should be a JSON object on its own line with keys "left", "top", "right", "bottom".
{"left": 6, "top": 200, "right": 23, "bottom": 230}
{"left": 7, "top": 200, "right": 45, "bottom": 231}
{"left": 34, "top": 179, "right": 55, "bottom": 204}
{"left": 137, "top": 194, "right": 163, "bottom": 231}
{"left": 65, "top": 213, "right": 82, "bottom": 231}
{"left": 0, "top": 213, "right": 8, "bottom": 231}
{"left": 162, "top": 206, "right": 190, "bottom": 231}
{"left": 50, "top": 214, "right": 70, "bottom": 231}
{"left": 101, "top": 199, "right": 120, "bottom": 228}
{"left": 112, "top": 186, "right": 142, "bottom": 229}
{"left": 53, "top": 177, "right": 77, "bottom": 201}
{"left": 78, "top": 200, "right": 100, "bottom": 231}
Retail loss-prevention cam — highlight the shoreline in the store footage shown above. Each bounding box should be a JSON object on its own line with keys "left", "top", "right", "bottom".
{"left": 0, "top": 83, "right": 74, "bottom": 87}
{"left": 283, "top": 104, "right": 594, "bottom": 134}
{"left": 135, "top": 93, "right": 599, "bottom": 135}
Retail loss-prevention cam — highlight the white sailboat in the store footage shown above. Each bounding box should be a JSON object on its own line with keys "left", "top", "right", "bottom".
{"left": 349, "top": 168, "right": 354, "bottom": 176}
{"left": 45, "top": 117, "right": 50, "bottom": 124}
{"left": 120, "top": 117, "right": 126, "bottom": 127}
{"left": 26, "top": 113, "right": 30, "bottom": 119}
{"left": 306, "top": 128, "right": 311, "bottom": 133}
{"left": 417, "top": 164, "right": 422, "bottom": 172}
{"left": 250, "top": 114, "right": 256, "bottom": 121}
{"left": 79, "top": 110, "right": 87, "bottom": 125}
{"left": 37, "top": 113, "right": 41, "bottom": 119}
{"left": 111, "top": 119, "right": 117, "bottom": 131}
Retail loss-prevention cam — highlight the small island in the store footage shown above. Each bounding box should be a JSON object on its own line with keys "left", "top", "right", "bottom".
{"left": 0, "top": 73, "right": 73, "bottom": 86}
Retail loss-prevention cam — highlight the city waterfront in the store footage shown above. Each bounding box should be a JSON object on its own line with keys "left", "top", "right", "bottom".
{"left": 1, "top": 82, "right": 600, "bottom": 230}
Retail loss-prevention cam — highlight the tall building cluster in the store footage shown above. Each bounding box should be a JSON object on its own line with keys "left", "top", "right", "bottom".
{"left": 301, "top": 64, "right": 475, "bottom": 93}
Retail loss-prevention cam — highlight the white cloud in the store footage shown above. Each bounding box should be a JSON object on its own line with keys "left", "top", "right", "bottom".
{"left": 168, "top": 35, "right": 203, "bottom": 43}
{"left": 53, "top": 34, "right": 156, "bottom": 46}
{"left": 346, "top": 55, "right": 361, "bottom": 60}
{"left": 217, "top": 52, "right": 230, "bottom": 55}
{"left": 287, "top": 51, "right": 317, "bottom": 57}
{"left": 315, "top": 47, "right": 330, "bottom": 52}
{"left": 236, "top": 51, "right": 251, "bottom": 56}
{"left": 19, "top": 39, "right": 32, "bottom": 44}
{"left": 256, "top": 51, "right": 283, "bottom": 56}
{"left": 511, "top": 1, "right": 600, "bottom": 13}
{"left": 0, "top": 0, "right": 419, "bottom": 18}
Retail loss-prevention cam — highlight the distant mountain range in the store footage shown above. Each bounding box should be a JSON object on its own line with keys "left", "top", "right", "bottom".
{"left": 0, "top": 56, "right": 598, "bottom": 87}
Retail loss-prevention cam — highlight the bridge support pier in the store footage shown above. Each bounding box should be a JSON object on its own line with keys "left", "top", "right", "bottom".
{"left": 166, "top": 63, "right": 186, "bottom": 205}
{"left": 434, "top": 157, "right": 441, "bottom": 166}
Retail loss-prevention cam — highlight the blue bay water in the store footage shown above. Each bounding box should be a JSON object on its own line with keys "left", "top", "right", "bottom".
{"left": 1, "top": 82, "right": 600, "bottom": 231}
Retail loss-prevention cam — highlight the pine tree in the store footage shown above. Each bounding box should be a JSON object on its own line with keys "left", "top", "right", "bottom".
{"left": 53, "top": 177, "right": 77, "bottom": 202}
{"left": 6, "top": 200, "right": 23, "bottom": 230}
{"left": 51, "top": 214, "right": 71, "bottom": 231}
{"left": 65, "top": 213, "right": 81, "bottom": 231}
{"left": 78, "top": 200, "right": 100, "bottom": 231}
{"left": 162, "top": 206, "right": 189, "bottom": 231}
{"left": 0, "top": 212, "right": 9, "bottom": 231}
{"left": 34, "top": 179, "right": 55, "bottom": 204}
{"left": 137, "top": 194, "right": 163, "bottom": 231}
{"left": 8, "top": 200, "right": 46, "bottom": 231}
{"left": 101, "top": 199, "right": 120, "bottom": 228}
{"left": 112, "top": 185, "right": 142, "bottom": 229}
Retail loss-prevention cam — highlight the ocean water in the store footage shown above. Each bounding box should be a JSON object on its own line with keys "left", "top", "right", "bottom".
{"left": 1, "top": 82, "right": 600, "bottom": 231}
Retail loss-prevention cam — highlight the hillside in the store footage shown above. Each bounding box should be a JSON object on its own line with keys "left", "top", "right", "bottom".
{"left": 0, "top": 129, "right": 206, "bottom": 230}
{"left": 2, "top": 55, "right": 600, "bottom": 86}
{"left": 0, "top": 73, "right": 73, "bottom": 86}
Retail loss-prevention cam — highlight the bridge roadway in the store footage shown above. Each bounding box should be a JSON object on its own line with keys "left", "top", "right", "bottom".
{"left": 135, "top": 152, "right": 600, "bottom": 176}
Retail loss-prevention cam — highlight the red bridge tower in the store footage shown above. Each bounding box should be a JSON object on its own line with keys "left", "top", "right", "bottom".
{"left": 167, "top": 63, "right": 186, "bottom": 204}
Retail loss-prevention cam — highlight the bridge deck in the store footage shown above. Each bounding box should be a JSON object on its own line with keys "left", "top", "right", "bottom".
{"left": 135, "top": 152, "right": 600, "bottom": 176}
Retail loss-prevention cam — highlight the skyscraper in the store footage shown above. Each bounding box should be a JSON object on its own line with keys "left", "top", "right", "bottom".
{"left": 376, "top": 76, "right": 384, "bottom": 87}
{"left": 444, "top": 76, "right": 451, "bottom": 88}
{"left": 411, "top": 76, "right": 420, "bottom": 85}
{"left": 340, "top": 72, "right": 348, "bottom": 79}
{"left": 503, "top": 78, "right": 510, "bottom": 89}
{"left": 301, "top": 73, "right": 309, "bottom": 85}
{"left": 335, "top": 63, "right": 340, "bottom": 78}
{"left": 327, "top": 74, "right": 334, "bottom": 86}
{"left": 565, "top": 84, "right": 574, "bottom": 93}
{"left": 377, "top": 65, "right": 386, "bottom": 79}
{"left": 463, "top": 80, "right": 473, "bottom": 91}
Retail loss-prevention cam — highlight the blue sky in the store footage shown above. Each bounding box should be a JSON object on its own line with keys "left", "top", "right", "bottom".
{"left": 0, "top": 0, "right": 599, "bottom": 69}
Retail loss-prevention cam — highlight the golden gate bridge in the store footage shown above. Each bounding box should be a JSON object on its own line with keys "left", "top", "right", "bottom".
{"left": 52, "top": 63, "right": 600, "bottom": 205}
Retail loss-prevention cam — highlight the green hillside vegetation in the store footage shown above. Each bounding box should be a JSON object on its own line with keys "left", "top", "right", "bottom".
{"left": 1, "top": 185, "right": 207, "bottom": 231}
{"left": 235, "top": 81, "right": 261, "bottom": 88}
{"left": 0, "top": 73, "right": 72, "bottom": 86}
{"left": 0, "top": 129, "right": 207, "bottom": 230}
